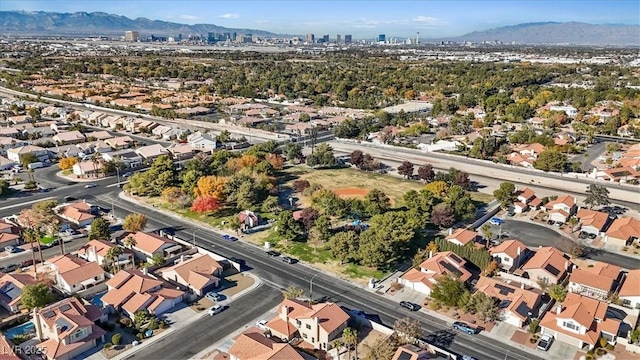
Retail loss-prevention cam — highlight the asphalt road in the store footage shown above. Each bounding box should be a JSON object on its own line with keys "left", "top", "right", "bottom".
{"left": 125, "top": 284, "right": 283, "bottom": 360}
{"left": 0, "top": 237, "right": 87, "bottom": 267}
{"left": 488, "top": 219, "right": 639, "bottom": 270}
{"left": 83, "top": 191, "right": 539, "bottom": 360}
{"left": 571, "top": 141, "right": 606, "bottom": 171}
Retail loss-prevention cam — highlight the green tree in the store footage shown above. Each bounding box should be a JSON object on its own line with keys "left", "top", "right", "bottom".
{"left": 549, "top": 284, "right": 568, "bottom": 302}
{"left": 306, "top": 143, "right": 336, "bottom": 168}
{"left": 328, "top": 231, "right": 359, "bottom": 264}
{"left": 364, "top": 188, "right": 391, "bottom": 216}
{"left": 584, "top": 184, "right": 610, "bottom": 209}
{"left": 493, "top": 182, "right": 517, "bottom": 208}
{"left": 342, "top": 327, "right": 359, "bottom": 360}
{"left": 275, "top": 210, "right": 302, "bottom": 241}
{"left": 431, "top": 275, "right": 467, "bottom": 307}
{"left": 123, "top": 235, "right": 137, "bottom": 248}
{"left": 111, "top": 333, "right": 123, "bottom": 346}
{"left": 358, "top": 211, "right": 417, "bottom": 267}
{"left": 473, "top": 292, "right": 499, "bottom": 322}
{"left": 21, "top": 283, "right": 56, "bottom": 310}
{"left": 261, "top": 196, "right": 281, "bottom": 214}
{"left": 446, "top": 185, "right": 476, "bottom": 221}
{"left": 20, "top": 152, "right": 39, "bottom": 166}
{"left": 106, "top": 246, "right": 124, "bottom": 273}
{"left": 314, "top": 215, "right": 332, "bottom": 242}
{"left": 529, "top": 318, "right": 540, "bottom": 334}
{"left": 151, "top": 253, "right": 165, "bottom": 266}
{"left": 534, "top": 150, "right": 568, "bottom": 172}
{"left": 283, "top": 142, "right": 303, "bottom": 162}
{"left": 88, "top": 217, "right": 111, "bottom": 241}
{"left": 0, "top": 179, "right": 9, "bottom": 196}
{"left": 283, "top": 285, "right": 304, "bottom": 300}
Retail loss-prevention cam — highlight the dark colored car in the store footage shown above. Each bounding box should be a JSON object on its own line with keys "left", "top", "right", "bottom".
{"left": 64, "top": 196, "right": 75, "bottom": 202}
{"left": 266, "top": 250, "right": 281, "bottom": 257}
{"left": 399, "top": 301, "right": 420, "bottom": 311}
{"left": 3, "top": 264, "right": 19, "bottom": 273}
{"left": 282, "top": 256, "right": 297, "bottom": 264}
{"left": 453, "top": 321, "right": 477, "bottom": 335}
{"left": 229, "top": 257, "right": 245, "bottom": 265}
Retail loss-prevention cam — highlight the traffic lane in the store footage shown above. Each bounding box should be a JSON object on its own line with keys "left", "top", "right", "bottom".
{"left": 494, "top": 220, "right": 639, "bottom": 270}
{"left": 97, "top": 195, "right": 536, "bottom": 360}
{"left": 0, "top": 237, "right": 88, "bottom": 267}
{"left": 125, "top": 284, "right": 282, "bottom": 360}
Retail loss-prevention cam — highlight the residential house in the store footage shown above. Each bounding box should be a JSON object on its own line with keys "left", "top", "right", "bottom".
{"left": 55, "top": 202, "right": 97, "bottom": 227}
{"left": 521, "top": 247, "right": 572, "bottom": 288}
{"left": 513, "top": 143, "right": 546, "bottom": 158}
{"left": 506, "top": 152, "right": 536, "bottom": 168}
{"left": 77, "top": 240, "right": 134, "bottom": 270}
{"left": 34, "top": 297, "right": 106, "bottom": 360}
{"left": 600, "top": 167, "right": 640, "bottom": 183}
{"left": 515, "top": 187, "right": 543, "bottom": 211}
{"left": 6, "top": 145, "right": 50, "bottom": 163}
{"left": 0, "top": 155, "right": 14, "bottom": 170}
{"left": 160, "top": 253, "right": 223, "bottom": 296}
{"left": 265, "top": 299, "right": 349, "bottom": 350}
{"left": 0, "top": 273, "right": 37, "bottom": 312}
{"left": 86, "top": 111, "right": 108, "bottom": 125}
{"left": 151, "top": 125, "right": 172, "bottom": 138}
{"left": 400, "top": 251, "right": 473, "bottom": 296}
{"left": 51, "top": 144, "right": 81, "bottom": 159}
{"left": 0, "top": 138, "right": 28, "bottom": 156}
{"left": 52, "top": 131, "right": 86, "bottom": 145}
{"left": 122, "top": 232, "right": 181, "bottom": 263}
{"left": 238, "top": 210, "right": 259, "bottom": 230}
{"left": 72, "top": 160, "right": 103, "bottom": 178}
{"left": 100, "top": 269, "right": 184, "bottom": 318}
{"left": 604, "top": 217, "right": 640, "bottom": 248}
{"left": 187, "top": 131, "right": 219, "bottom": 151}
{"left": 104, "top": 136, "right": 134, "bottom": 151}
{"left": 568, "top": 261, "right": 622, "bottom": 300}
{"left": 0, "top": 334, "right": 19, "bottom": 360}
{"left": 85, "top": 131, "right": 113, "bottom": 140}
{"left": 101, "top": 150, "right": 142, "bottom": 168}
{"left": 489, "top": 239, "right": 530, "bottom": 272}
{"left": 45, "top": 254, "right": 107, "bottom": 295}
{"left": 540, "top": 293, "right": 621, "bottom": 349}
{"left": 228, "top": 328, "right": 305, "bottom": 360}
{"left": 135, "top": 144, "right": 168, "bottom": 161}
{"left": 576, "top": 209, "right": 611, "bottom": 236}
{"left": 445, "top": 228, "right": 481, "bottom": 247}
{"left": 391, "top": 345, "right": 434, "bottom": 360}
{"left": 167, "top": 144, "right": 194, "bottom": 161}
{"left": 549, "top": 105, "right": 578, "bottom": 117}
{"left": 0, "top": 127, "right": 20, "bottom": 138}
{"left": 619, "top": 269, "right": 640, "bottom": 309}
{"left": 77, "top": 141, "right": 112, "bottom": 155}
{"left": 0, "top": 219, "right": 21, "bottom": 247}
{"left": 545, "top": 195, "right": 577, "bottom": 224}
{"left": 473, "top": 276, "right": 542, "bottom": 327}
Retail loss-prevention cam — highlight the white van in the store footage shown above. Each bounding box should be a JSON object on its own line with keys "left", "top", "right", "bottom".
{"left": 27, "top": 162, "right": 44, "bottom": 170}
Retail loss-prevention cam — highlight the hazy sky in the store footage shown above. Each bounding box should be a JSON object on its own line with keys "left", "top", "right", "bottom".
{"left": 2, "top": 0, "right": 639, "bottom": 38}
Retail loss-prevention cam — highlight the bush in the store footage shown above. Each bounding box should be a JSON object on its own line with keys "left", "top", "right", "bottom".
{"left": 148, "top": 319, "right": 159, "bottom": 330}
{"left": 428, "top": 301, "right": 441, "bottom": 311}
{"left": 111, "top": 333, "right": 122, "bottom": 345}
{"left": 585, "top": 355, "right": 594, "bottom": 360}
{"left": 159, "top": 320, "right": 166, "bottom": 329}
{"left": 119, "top": 317, "right": 131, "bottom": 327}
{"left": 605, "top": 344, "right": 614, "bottom": 351}
{"left": 103, "top": 343, "right": 112, "bottom": 350}
{"left": 595, "top": 348, "right": 607, "bottom": 356}
{"left": 136, "top": 332, "right": 145, "bottom": 340}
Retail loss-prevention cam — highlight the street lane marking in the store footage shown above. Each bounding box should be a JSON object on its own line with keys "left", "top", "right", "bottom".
{"left": 2, "top": 196, "right": 54, "bottom": 210}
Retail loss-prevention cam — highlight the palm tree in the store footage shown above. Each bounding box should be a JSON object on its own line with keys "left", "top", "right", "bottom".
{"left": 18, "top": 209, "right": 44, "bottom": 264}
{"left": 90, "top": 152, "right": 101, "bottom": 178}
{"left": 330, "top": 338, "right": 345, "bottom": 359}
{"left": 21, "top": 228, "right": 40, "bottom": 273}
{"left": 106, "top": 247, "right": 124, "bottom": 273}
{"left": 123, "top": 235, "right": 137, "bottom": 249}
{"left": 342, "top": 327, "right": 358, "bottom": 360}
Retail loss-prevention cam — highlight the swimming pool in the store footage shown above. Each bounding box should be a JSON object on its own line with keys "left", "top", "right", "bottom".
{"left": 4, "top": 321, "right": 35, "bottom": 339}
{"left": 90, "top": 291, "right": 107, "bottom": 308}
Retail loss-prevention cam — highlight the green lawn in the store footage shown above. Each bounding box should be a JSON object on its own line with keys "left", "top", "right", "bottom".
{"left": 40, "top": 235, "right": 57, "bottom": 245}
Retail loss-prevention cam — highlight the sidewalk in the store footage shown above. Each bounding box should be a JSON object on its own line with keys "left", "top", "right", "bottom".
{"left": 105, "top": 273, "right": 262, "bottom": 360}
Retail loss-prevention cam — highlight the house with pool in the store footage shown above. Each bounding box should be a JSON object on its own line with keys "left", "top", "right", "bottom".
{"left": 0, "top": 273, "right": 37, "bottom": 313}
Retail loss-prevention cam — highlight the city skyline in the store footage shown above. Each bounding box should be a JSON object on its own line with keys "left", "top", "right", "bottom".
{"left": 2, "top": 0, "right": 639, "bottom": 38}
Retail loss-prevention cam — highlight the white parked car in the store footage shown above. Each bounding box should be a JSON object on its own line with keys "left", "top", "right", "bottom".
{"left": 256, "top": 320, "right": 268, "bottom": 330}
{"left": 208, "top": 304, "right": 225, "bottom": 316}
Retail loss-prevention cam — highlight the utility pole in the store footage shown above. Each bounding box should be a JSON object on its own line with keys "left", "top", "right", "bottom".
{"left": 192, "top": 229, "right": 198, "bottom": 248}
{"left": 309, "top": 273, "right": 319, "bottom": 303}
{"left": 116, "top": 166, "right": 121, "bottom": 187}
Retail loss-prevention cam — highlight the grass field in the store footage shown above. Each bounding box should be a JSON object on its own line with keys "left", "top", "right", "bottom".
{"left": 40, "top": 236, "right": 57, "bottom": 245}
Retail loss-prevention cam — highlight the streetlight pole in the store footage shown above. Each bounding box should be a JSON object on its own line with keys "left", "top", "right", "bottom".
{"left": 309, "top": 273, "right": 319, "bottom": 303}
{"left": 192, "top": 229, "right": 198, "bottom": 248}
{"left": 116, "top": 166, "right": 121, "bottom": 187}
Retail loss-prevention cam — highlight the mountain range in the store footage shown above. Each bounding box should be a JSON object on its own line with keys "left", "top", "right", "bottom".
{"left": 0, "top": 11, "right": 638, "bottom": 46}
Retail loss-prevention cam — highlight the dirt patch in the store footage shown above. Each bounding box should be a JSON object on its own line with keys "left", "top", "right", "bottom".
{"left": 333, "top": 187, "right": 396, "bottom": 206}
{"left": 510, "top": 330, "right": 537, "bottom": 349}
{"left": 220, "top": 273, "right": 255, "bottom": 297}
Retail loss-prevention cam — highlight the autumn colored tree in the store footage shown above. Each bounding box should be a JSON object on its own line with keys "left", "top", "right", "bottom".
{"left": 193, "top": 176, "right": 228, "bottom": 201}
{"left": 298, "top": 207, "right": 320, "bottom": 231}
{"left": 397, "top": 161, "right": 414, "bottom": 179}
{"left": 430, "top": 203, "right": 456, "bottom": 228}
{"left": 417, "top": 164, "right": 435, "bottom": 183}
{"left": 190, "top": 195, "right": 222, "bottom": 214}
{"left": 226, "top": 154, "right": 259, "bottom": 172}
{"left": 58, "top": 157, "right": 78, "bottom": 170}
{"left": 350, "top": 150, "right": 364, "bottom": 168}
{"left": 162, "top": 187, "right": 183, "bottom": 203}
{"left": 265, "top": 153, "right": 284, "bottom": 170}
{"left": 292, "top": 179, "right": 310, "bottom": 193}
{"left": 123, "top": 213, "right": 148, "bottom": 232}
{"left": 424, "top": 181, "right": 450, "bottom": 198}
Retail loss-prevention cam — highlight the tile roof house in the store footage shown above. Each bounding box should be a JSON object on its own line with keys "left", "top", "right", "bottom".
{"left": 167, "top": 144, "right": 194, "bottom": 160}
{"left": 540, "top": 293, "right": 621, "bottom": 349}
{"left": 266, "top": 299, "right": 349, "bottom": 350}
{"left": 121, "top": 232, "right": 181, "bottom": 263}
{"left": 187, "top": 131, "right": 219, "bottom": 151}
{"left": 400, "top": 251, "right": 473, "bottom": 296}
{"left": 445, "top": 228, "right": 481, "bottom": 247}
{"left": 0, "top": 334, "right": 20, "bottom": 360}
{"left": 135, "top": 144, "right": 168, "bottom": 161}
{"left": 104, "top": 136, "right": 134, "bottom": 150}
{"left": 515, "top": 187, "right": 543, "bottom": 211}
{"left": 521, "top": 247, "right": 572, "bottom": 288}
{"left": 6, "top": 145, "right": 50, "bottom": 163}
{"left": 85, "top": 131, "right": 113, "bottom": 140}
{"left": 228, "top": 328, "right": 305, "bottom": 360}
{"left": 0, "top": 273, "right": 37, "bottom": 312}
{"left": 576, "top": 209, "right": 612, "bottom": 236}
{"left": 545, "top": 195, "right": 577, "bottom": 224}
{"left": 160, "top": 253, "right": 223, "bottom": 296}
{"left": 619, "top": 269, "right": 640, "bottom": 309}
{"left": 71, "top": 160, "right": 103, "bottom": 178}
{"left": 45, "top": 254, "right": 107, "bottom": 295}
{"left": 77, "top": 240, "right": 134, "bottom": 270}
{"left": 604, "top": 217, "right": 640, "bottom": 249}
{"left": 474, "top": 276, "right": 542, "bottom": 327}
{"left": 101, "top": 269, "right": 184, "bottom": 319}
{"left": 489, "top": 239, "right": 530, "bottom": 272}
{"left": 0, "top": 219, "right": 21, "bottom": 247}
{"left": 55, "top": 201, "right": 97, "bottom": 227}
{"left": 52, "top": 131, "right": 86, "bottom": 145}
{"left": 391, "top": 344, "right": 434, "bottom": 360}
{"left": 34, "top": 297, "right": 106, "bottom": 360}
{"left": 568, "top": 261, "right": 622, "bottom": 301}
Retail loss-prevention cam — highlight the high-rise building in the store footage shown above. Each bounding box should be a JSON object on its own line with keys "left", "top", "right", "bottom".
{"left": 223, "top": 32, "right": 231, "bottom": 41}
{"left": 344, "top": 34, "right": 352, "bottom": 44}
{"left": 378, "top": 34, "right": 386, "bottom": 43}
{"left": 124, "top": 31, "right": 139, "bottom": 42}
{"left": 207, "top": 32, "right": 216, "bottom": 44}
{"left": 322, "top": 34, "right": 329, "bottom": 43}
{"left": 305, "top": 34, "right": 315, "bottom": 43}
{"left": 336, "top": 34, "right": 341, "bottom": 44}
